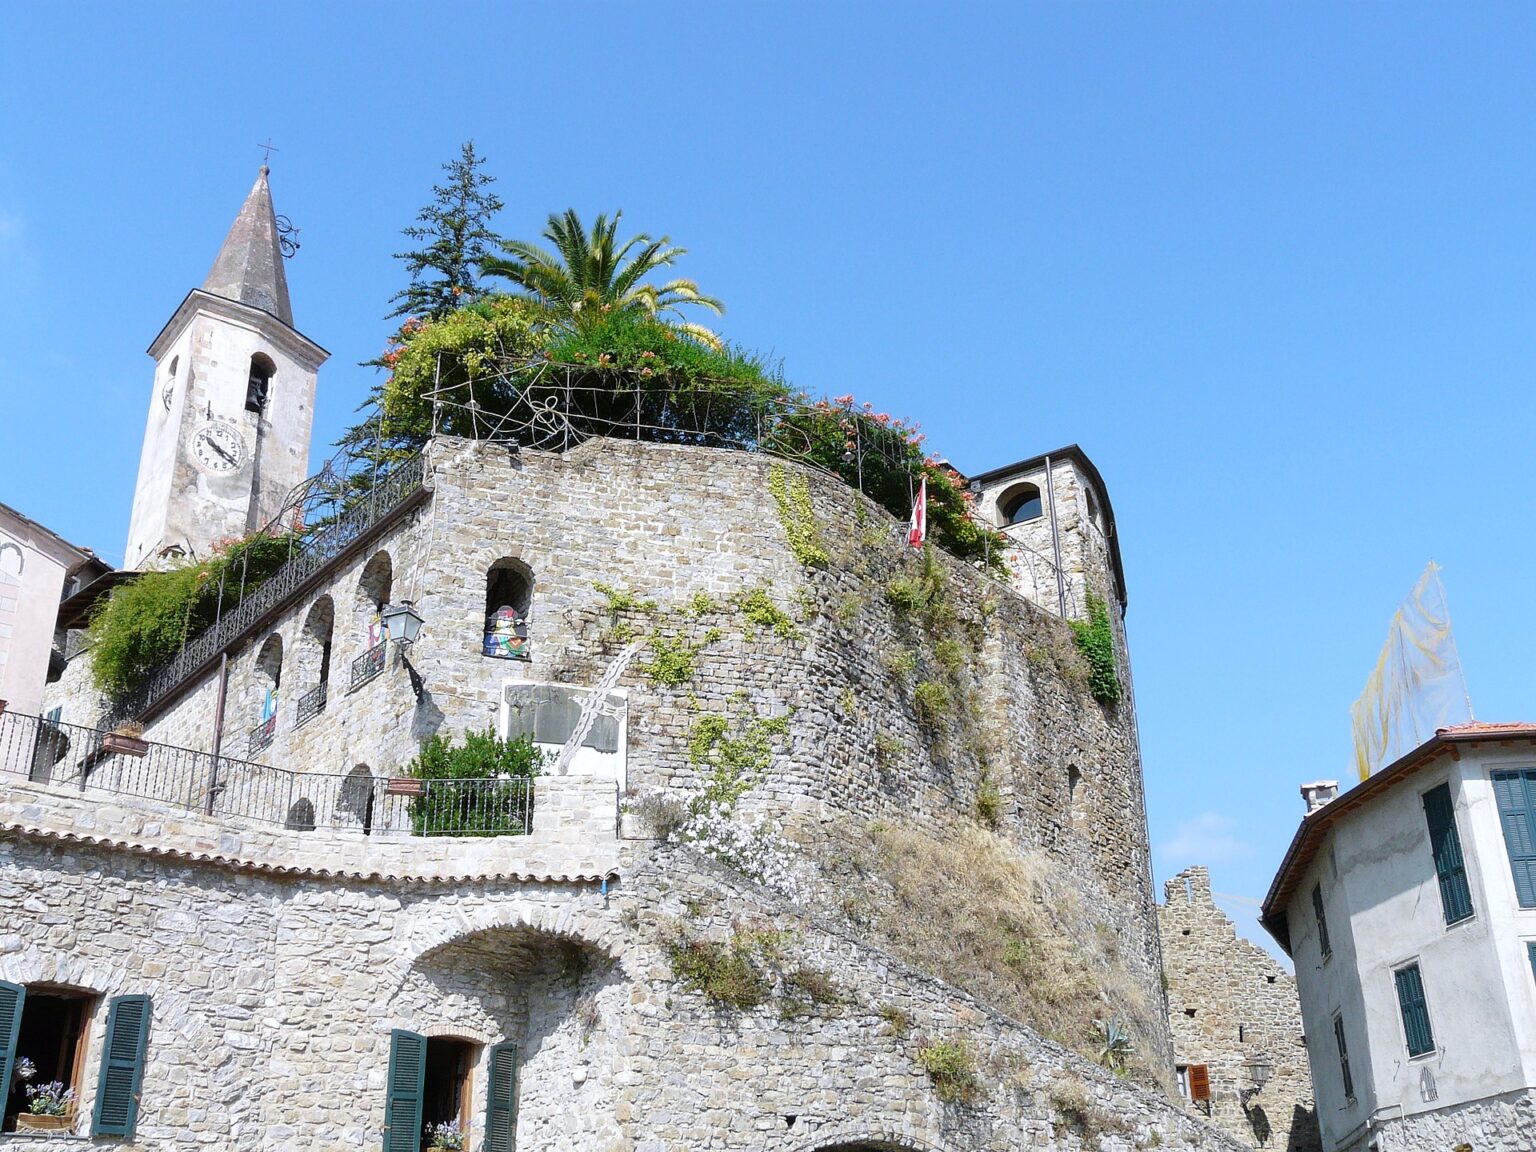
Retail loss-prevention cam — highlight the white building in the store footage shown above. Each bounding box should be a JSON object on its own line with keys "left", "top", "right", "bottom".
{"left": 1261, "top": 722, "right": 1536, "bottom": 1152}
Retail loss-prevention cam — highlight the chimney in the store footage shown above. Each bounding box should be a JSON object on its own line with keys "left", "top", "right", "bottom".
{"left": 1300, "top": 781, "right": 1339, "bottom": 814}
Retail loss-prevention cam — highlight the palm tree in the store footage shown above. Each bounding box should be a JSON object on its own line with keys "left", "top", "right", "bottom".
{"left": 480, "top": 209, "right": 724, "bottom": 347}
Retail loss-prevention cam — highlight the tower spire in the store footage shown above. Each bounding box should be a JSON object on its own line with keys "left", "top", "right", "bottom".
{"left": 201, "top": 166, "right": 293, "bottom": 326}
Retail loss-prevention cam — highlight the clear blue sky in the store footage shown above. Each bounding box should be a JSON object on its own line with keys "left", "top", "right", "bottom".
{"left": 4, "top": 4, "right": 1535, "bottom": 956}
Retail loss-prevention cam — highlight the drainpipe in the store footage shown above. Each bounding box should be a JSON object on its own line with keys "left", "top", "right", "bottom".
{"left": 206, "top": 652, "right": 228, "bottom": 815}
{"left": 1043, "top": 455, "right": 1067, "bottom": 619}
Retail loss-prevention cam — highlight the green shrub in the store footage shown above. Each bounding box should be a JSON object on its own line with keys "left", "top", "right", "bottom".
{"left": 975, "top": 777, "right": 1003, "bottom": 828}
{"left": 665, "top": 936, "right": 771, "bottom": 1009}
{"left": 405, "top": 727, "right": 543, "bottom": 836}
{"left": 935, "top": 638, "right": 966, "bottom": 676}
{"left": 739, "top": 588, "right": 801, "bottom": 641}
{"left": 688, "top": 712, "right": 791, "bottom": 809}
{"left": 916, "top": 1038, "right": 980, "bottom": 1104}
{"left": 686, "top": 591, "right": 719, "bottom": 616}
{"left": 1069, "top": 593, "right": 1120, "bottom": 705}
{"left": 640, "top": 631, "right": 706, "bottom": 686}
{"left": 913, "top": 680, "right": 951, "bottom": 728}
{"left": 593, "top": 581, "right": 657, "bottom": 616}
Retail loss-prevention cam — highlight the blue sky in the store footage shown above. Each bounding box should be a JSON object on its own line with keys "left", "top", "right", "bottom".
{"left": 4, "top": 3, "right": 1535, "bottom": 957}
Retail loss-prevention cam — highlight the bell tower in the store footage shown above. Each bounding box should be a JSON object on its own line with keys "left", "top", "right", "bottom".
{"left": 124, "top": 166, "right": 328, "bottom": 571}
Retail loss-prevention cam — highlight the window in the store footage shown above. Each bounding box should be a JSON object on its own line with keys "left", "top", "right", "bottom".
{"left": 484, "top": 560, "right": 532, "bottom": 660}
{"left": 249, "top": 634, "right": 283, "bottom": 753}
{"left": 386, "top": 1031, "right": 493, "bottom": 1152}
{"left": 245, "top": 353, "right": 275, "bottom": 413}
{"left": 353, "top": 552, "right": 392, "bottom": 689}
{"left": 1422, "top": 784, "right": 1474, "bottom": 924}
{"left": 999, "top": 483, "right": 1043, "bottom": 525}
{"left": 1333, "top": 1013, "right": 1355, "bottom": 1101}
{"left": 1492, "top": 769, "right": 1536, "bottom": 907}
{"left": 1175, "top": 1064, "right": 1189, "bottom": 1100}
{"left": 1394, "top": 963, "right": 1435, "bottom": 1057}
{"left": 1527, "top": 941, "right": 1536, "bottom": 986}
{"left": 1312, "top": 883, "right": 1332, "bottom": 959}
{"left": 0, "top": 981, "right": 97, "bottom": 1133}
{"left": 298, "top": 597, "right": 334, "bottom": 727}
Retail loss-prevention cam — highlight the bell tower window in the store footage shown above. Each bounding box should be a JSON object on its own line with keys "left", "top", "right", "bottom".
{"left": 245, "top": 353, "right": 276, "bottom": 413}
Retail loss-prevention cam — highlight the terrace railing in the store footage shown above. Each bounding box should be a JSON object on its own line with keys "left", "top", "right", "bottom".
{"left": 99, "top": 451, "right": 426, "bottom": 729}
{"left": 0, "top": 710, "right": 533, "bottom": 838}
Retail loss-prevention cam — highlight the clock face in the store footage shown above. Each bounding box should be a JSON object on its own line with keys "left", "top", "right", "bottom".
{"left": 191, "top": 423, "right": 247, "bottom": 473}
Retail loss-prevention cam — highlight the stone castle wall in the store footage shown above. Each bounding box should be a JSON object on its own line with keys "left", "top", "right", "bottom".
{"left": 0, "top": 779, "right": 1243, "bottom": 1151}
{"left": 43, "top": 437, "right": 1166, "bottom": 1046}
{"left": 1158, "top": 867, "right": 1320, "bottom": 1151}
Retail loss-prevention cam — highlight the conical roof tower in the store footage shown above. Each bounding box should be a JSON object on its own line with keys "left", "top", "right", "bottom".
{"left": 200, "top": 166, "right": 293, "bottom": 325}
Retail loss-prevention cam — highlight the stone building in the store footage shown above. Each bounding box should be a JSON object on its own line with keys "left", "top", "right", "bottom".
{"left": 0, "top": 167, "right": 1246, "bottom": 1150}
{"left": 1159, "top": 867, "right": 1319, "bottom": 1152}
{"left": 1262, "top": 725, "right": 1536, "bottom": 1152}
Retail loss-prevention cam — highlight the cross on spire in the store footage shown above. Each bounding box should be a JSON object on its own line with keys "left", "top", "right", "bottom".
{"left": 258, "top": 138, "right": 279, "bottom": 168}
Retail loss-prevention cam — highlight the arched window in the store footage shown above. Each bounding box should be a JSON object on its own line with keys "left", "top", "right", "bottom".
{"left": 0, "top": 542, "right": 22, "bottom": 582}
{"left": 999, "top": 483, "right": 1043, "bottom": 526}
{"left": 284, "top": 797, "right": 316, "bottom": 832}
{"left": 302, "top": 596, "right": 335, "bottom": 685}
{"left": 245, "top": 352, "right": 276, "bottom": 413}
{"left": 1084, "top": 486, "right": 1102, "bottom": 530}
{"left": 249, "top": 633, "right": 283, "bottom": 753}
{"left": 483, "top": 559, "right": 532, "bottom": 660}
{"left": 352, "top": 552, "right": 392, "bottom": 688}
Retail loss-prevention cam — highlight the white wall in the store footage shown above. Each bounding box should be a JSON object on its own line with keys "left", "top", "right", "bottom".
{"left": 1286, "top": 750, "right": 1536, "bottom": 1152}
{"left": 0, "top": 511, "right": 77, "bottom": 718}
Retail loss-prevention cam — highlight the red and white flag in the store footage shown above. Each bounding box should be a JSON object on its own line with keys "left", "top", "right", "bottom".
{"left": 907, "top": 476, "right": 928, "bottom": 549}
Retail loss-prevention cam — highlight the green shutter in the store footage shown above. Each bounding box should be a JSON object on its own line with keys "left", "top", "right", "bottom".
{"left": 1528, "top": 941, "right": 1536, "bottom": 986}
{"left": 1493, "top": 770, "right": 1536, "bottom": 907}
{"left": 92, "top": 994, "right": 151, "bottom": 1137}
{"left": 1312, "top": 883, "right": 1332, "bottom": 957}
{"left": 1423, "top": 784, "right": 1475, "bottom": 923}
{"left": 484, "top": 1040, "right": 518, "bottom": 1152}
{"left": 1394, "top": 964, "right": 1435, "bottom": 1056}
{"left": 1332, "top": 1014, "right": 1354, "bottom": 1099}
{"left": 384, "top": 1029, "right": 426, "bottom": 1152}
{"left": 0, "top": 980, "right": 26, "bottom": 1109}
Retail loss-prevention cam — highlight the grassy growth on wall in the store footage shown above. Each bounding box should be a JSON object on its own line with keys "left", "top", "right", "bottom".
{"left": 1069, "top": 593, "right": 1120, "bottom": 705}
{"left": 859, "top": 821, "right": 1165, "bottom": 1089}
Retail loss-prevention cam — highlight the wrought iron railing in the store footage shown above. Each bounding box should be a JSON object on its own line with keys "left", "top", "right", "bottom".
{"left": 248, "top": 715, "right": 277, "bottom": 755}
{"left": 0, "top": 710, "right": 534, "bottom": 838}
{"left": 295, "top": 682, "right": 327, "bottom": 728}
{"left": 99, "top": 453, "right": 426, "bottom": 728}
{"left": 351, "top": 643, "right": 387, "bottom": 690}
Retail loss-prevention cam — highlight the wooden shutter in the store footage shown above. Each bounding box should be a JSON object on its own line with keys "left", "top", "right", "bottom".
{"left": 0, "top": 980, "right": 25, "bottom": 1107}
{"left": 1527, "top": 941, "right": 1536, "bottom": 986}
{"left": 1423, "top": 785, "right": 1474, "bottom": 923}
{"left": 1311, "top": 883, "right": 1332, "bottom": 957}
{"left": 92, "top": 994, "right": 152, "bottom": 1137}
{"left": 1394, "top": 964, "right": 1435, "bottom": 1056}
{"left": 484, "top": 1040, "right": 518, "bottom": 1152}
{"left": 1188, "top": 1063, "right": 1210, "bottom": 1101}
{"left": 383, "top": 1029, "right": 426, "bottom": 1152}
{"left": 1493, "top": 770, "right": 1536, "bottom": 907}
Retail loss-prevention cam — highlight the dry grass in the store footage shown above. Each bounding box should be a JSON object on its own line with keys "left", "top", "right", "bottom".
{"left": 860, "top": 821, "right": 1166, "bottom": 1087}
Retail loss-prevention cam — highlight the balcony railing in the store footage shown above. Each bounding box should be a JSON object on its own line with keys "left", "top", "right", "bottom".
{"left": 351, "top": 643, "right": 387, "bottom": 690}
{"left": 0, "top": 710, "right": 533, "bottom": 838}
{"left": 296, "top": 682, "right": 327, "bottom": 729}
{"left": 248, "top": 714, "right": 277, "bottom": 755}
{"left": 99, "top": 452, "right": 427, "bottom": 729}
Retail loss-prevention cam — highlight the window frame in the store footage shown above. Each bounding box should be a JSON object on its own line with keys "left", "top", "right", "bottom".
{"left": 1393, "top": 961, "right": 1436, "bottom": 1058}
{"left": 1312, "top": 882, "right": 1332, "bottom": 960}
{"left": 1491, "top": 768, "right": 1536, "bottom": 908}
{"left": 1421, "top": 782, "right": 1475, "bottom": 926}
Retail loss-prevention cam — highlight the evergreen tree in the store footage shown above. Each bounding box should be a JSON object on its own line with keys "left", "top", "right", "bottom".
{"left": 388, "top": 141, "right": 504, "bottom": 320}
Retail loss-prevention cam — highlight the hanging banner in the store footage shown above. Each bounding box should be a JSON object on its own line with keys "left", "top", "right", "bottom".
{"left": 1350, "top": 562, "right": 1473, "bottom": 781}
{"left": 908, "top": 476, "right": 928, "bottom": 549}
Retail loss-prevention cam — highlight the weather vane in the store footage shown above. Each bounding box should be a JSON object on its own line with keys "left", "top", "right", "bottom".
{"left": 257, "top": 139, "right": 302, "bottom": 259}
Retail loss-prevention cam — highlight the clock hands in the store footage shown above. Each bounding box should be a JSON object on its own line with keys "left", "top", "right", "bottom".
{"left": 208, "top": 438, "right": 236, "bottom": 465}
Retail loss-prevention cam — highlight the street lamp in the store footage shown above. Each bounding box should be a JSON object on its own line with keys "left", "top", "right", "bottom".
{"left": 380, "top": 600, "right": 425, "bottom": 647}
{"left": 1240, "top": 1052, "right": 1274, "bottom": 1105}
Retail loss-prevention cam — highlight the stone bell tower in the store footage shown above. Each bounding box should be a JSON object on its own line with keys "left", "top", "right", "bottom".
{"left": 123, "top": 166, "right": 328, "bottom": 571}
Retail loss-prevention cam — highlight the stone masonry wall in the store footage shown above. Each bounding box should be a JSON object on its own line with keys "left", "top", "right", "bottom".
{"left": 0, "top": 801, "right": 1244, "bottom": 1151}
{"left": 1159, "top": 867, "right": 1320, "bottom": 1152}
{"left": 39, "top": 437, "right": 1166, "bottom": 1057}
{"left": 1369, "top": 1088, "right": 1536, "bottom": 1152}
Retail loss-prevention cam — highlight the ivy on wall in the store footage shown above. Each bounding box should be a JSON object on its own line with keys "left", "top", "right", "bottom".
{"left": 1069, "top": 594, "right": 1121, "bottom": 706}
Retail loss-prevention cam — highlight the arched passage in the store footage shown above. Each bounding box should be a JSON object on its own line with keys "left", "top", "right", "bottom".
{"left": 352, "top": 551, "right": 392, "bottom": 687}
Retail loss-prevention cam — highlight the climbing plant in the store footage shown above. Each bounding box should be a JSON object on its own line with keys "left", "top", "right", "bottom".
{"left": 1069, "top": 593, "right": 1121, "bottom": 705}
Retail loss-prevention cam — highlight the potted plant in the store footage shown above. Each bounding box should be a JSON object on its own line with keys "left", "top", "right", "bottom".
{"left": 16, "top": 1078, "right": 76, "bottom": 1132}
{"left": 427, "top": 1120, "right": 465, "bottom": 1150}
{"left": 103, "top": 720, "right": 149, "bottom": 757}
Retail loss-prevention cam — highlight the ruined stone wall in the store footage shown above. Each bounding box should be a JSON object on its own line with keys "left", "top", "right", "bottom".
{"left": 40, "top": 437, "right": 1164, "bottom": 1061}
{"left": 0, "top": 810, "right": 1243, "bottom": 1152}
{"left": 1159, "top": 867, "right": 1320, "bottom": 1152}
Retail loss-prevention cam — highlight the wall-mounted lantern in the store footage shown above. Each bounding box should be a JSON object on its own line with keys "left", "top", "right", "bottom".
{"left": 381, "top": 600, "right": 425, "bottom": 647}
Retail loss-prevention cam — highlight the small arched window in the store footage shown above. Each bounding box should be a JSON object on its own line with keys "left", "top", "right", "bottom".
{"left": 1085, "top": 487, "right": 1102, "bottom": 530}
{"left": 339, "top": 764, "right": 376, "bottom": 835}
{"left": 246, "top": 353, "right": 276, "bottom": 413}
{"left": 357, "top": 551, "right": 392, "bottom": 648}
{"left": 484, "top": 559, "right": 532, "bottom": 660}
{"left": 302, "top": 596, "right": 335, "bottom": 686}
{"left": 285, "top": 797, "right": 316, "bottom": 832}
{"left": 0, "top": 543, "right": 22, "bottom": 583}
{"left": 249, "top": 633, "right": 284, "bottom": 753}
{"left": 1000, "top": 483, "right": 1043, "bottom": 525}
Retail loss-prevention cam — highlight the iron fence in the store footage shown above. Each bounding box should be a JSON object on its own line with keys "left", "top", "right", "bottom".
{"left": 351, "top": 643, "right": 387, "bottom": 690}
{"left": 0, "top": 711, "right": 533, "bottom": 838}
{"left": 295, "top": 682, "right": 327, "bottom": 729}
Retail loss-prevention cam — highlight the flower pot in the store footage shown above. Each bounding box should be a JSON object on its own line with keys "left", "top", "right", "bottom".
{"left": 16, "top": 1111, "right": 74, "bottom": 1132}
{"left": 103, "top": 733, "right": 149, "bottom": 757}
{"left": 385, "top": 777, "right": 424, "bottom": 797}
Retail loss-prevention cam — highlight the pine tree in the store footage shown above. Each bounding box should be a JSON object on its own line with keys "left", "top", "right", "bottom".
{"left": 387, "top": 141, "right": 504, "bottom": 320}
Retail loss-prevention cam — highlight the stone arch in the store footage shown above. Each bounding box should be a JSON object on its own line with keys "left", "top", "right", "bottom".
{"left": 248, "top": 632, "right": 283, "bottom": 737}
{"left": 785, "top": 1122, "right": 954, "bottom": 1152}
{"left": 355, "top": 550, "right": 392, "bottom": 654}
{"left": 245, "top": 351, "right": 276, "bottom": 413}
{"left": 337, "top": 763, "right": 377, "bottom": 834}
{"left": 995, "top": 481, "right": 1043, "bottom": 526}
{"left": 0, "top": 541, "right": 22, "bottom": 580}
{"left": 299, "top": 595, "right": 335, "bottom": 689}
{"left": 483, "top": 557, "right": 532, "bottom": 660}
{"left": 387, "top": 895, "right": 625, "bottom": 994}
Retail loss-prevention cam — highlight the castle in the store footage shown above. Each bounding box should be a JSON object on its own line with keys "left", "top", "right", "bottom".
{"left": 0, "top": 168, "right": 1255, "bottom": 1150}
